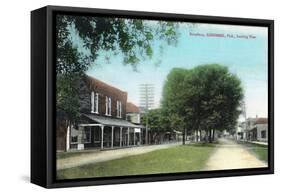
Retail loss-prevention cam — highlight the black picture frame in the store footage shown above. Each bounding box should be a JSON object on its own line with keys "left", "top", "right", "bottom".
{"left": 31, "top": 5, "right": 274, "bottom": 188}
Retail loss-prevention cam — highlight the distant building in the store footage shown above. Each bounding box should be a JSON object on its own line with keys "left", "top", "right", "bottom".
{"left": 126, "top": 102, "right": 141, "bottom": 124}
{"left": 238, "top": 117, "right": 268, "bottom": 142}
{"left": 126, "top": 102, "right": 144, "bottom": 145}
{"left": 248, "top": 118, "right": 268, "bottom": 142}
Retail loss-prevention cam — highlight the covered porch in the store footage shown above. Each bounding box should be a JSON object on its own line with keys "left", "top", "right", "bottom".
{"left": 70, "top": 114, "right": 145, "bottom": 150}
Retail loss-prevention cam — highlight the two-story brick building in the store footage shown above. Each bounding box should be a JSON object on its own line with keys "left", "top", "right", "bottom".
{"left": 57, "top": 74, "right": 144, "bottom": 151}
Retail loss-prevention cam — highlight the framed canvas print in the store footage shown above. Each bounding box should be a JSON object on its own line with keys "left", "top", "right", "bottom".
{"left": 31, "top": 5, "right": 274, "bottom": 188}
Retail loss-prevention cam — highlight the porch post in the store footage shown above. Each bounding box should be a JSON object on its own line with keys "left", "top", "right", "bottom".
{"left": 111, "top": 126, "right": 114, "bottom": 148}
{"left": 66, "top": 125, "right": 70, "bottom": 151}
{"left": 101, "top": 125, "right": 104, "bottom": 150}
{"left": 127, "top": 128, "right": 130, "bottom": 146}
{"left": 120, "top": 127, "right": 123, "bottom": 147}
{"left": 77, "top": 126, "right": 84, "bottom": 150}
{"left": 140, "top": 129, "right": 142, "bottom": 145}
{"left": 133, "top": 129, "right": 136, "bottom": 145}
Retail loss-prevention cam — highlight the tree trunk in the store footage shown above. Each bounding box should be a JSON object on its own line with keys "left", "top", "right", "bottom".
{"left": 199, "top": 130, "right": 202, "bottom": 142}
{"left": 212, "top": 129, "right": 216, "bottom": 141}
{"left": 160, "top": 132, "right": 164, "bottom": 144}
{"left": 182, "top": 129, "right": 186, "bottom": 145}
{"left": 208, "top": 129, "right": 212, "bottom": 143}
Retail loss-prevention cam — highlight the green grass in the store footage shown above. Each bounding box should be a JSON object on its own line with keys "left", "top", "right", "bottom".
{"left": 57, "top": 144, "right": 215, "bottom": 180}
{"left": 238, "top": 142, "right": 268, "bottom": 162}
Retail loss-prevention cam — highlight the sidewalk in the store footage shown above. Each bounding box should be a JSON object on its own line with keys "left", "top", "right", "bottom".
{"left": 237, "top": 139, "right": 268, "bottom": 146}
{"left": 247, "top": 141, "right": 268, "bottom": 146}
{"left": 57, "top": 142, "right": 181, "bottom": 170}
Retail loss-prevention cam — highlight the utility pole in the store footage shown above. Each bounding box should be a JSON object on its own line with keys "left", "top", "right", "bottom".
{"left": 241, "top": 99, "right": 247, "bottom": 120}
{"left": 241, "top": 99, "right": 247, "bottom": 140}
{"left": 139, "top": 84, "right": 154, "bottom": 145}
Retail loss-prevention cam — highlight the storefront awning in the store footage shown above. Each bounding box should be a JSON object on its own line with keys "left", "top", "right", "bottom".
{"left": 83, "top": 114, "right": 144, "bottom": 128}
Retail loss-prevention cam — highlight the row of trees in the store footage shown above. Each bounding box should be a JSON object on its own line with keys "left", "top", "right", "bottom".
{"left": 143, "top": 64, "right": 244, "bottom": 144}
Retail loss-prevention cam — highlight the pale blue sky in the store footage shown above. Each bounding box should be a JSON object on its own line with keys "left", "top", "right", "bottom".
{"left": 70, "top": 19, "right": 268, "bottom": 118}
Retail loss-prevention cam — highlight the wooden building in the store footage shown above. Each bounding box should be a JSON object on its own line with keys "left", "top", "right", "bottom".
{"left": 238, "top": 117, "right": 268, "bottom": 142}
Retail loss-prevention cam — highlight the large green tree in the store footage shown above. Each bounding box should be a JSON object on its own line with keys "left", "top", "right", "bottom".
{"left": 161, "top": 68, "right": 190, "bottom": 144}
{"left": 56, "top": 15, "right": 181, "bottom": 129}
{"left": 162, "top": 64, "right": 244, "bottom": 144}
{"left": 141, "top": 108, "right": 174, "bottom": 144}
{"left": 147, "top": 109, "right": 171, "bottom": 131}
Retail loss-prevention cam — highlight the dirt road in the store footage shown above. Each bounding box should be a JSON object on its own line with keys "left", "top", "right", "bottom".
{"left": 204, "top": 138, "right": 267, "bottom": 170}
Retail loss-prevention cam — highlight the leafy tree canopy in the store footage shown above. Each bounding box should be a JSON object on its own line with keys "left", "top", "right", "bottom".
{"left": 161, "top": 68, "right": 189, "bottom": 132}
{"left": 142, "top": 108, "right": 172, "bottom": 132}
{"left": 162, "top": 64, "right": 244, "bottom": 135}
{"left": 56, "top": 15, "right": 180, "bottom": 75}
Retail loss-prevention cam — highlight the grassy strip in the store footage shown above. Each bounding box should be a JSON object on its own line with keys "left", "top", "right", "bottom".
{"left": 238, "top": 142, "right": 268, "bottom": 162}
{"left": 57, "top": 144, "right": 215, "bottom": 180}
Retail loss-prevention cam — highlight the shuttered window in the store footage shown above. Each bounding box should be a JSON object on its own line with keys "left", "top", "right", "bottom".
{"left": 117, "top": 100, "right": 122, "bottom": 118}
{"left": 105, "top": 96, "right": 112, "bottom": 116}
{"left": 91, "top": 91, "right": 99, "bottom": 113}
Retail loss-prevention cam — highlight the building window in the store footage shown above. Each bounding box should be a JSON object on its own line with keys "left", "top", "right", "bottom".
{"left": 109, "top": 97, "right": 112, "bottom": 115}
{"left": 70, "top": 127, "right": 78, "bottom": 144}
{"left": 261, "top": 130, "right": 266, "bottom": 139}
{"left": 105, "top": 96, "right": 112, "bottom": 116}
{"left": 94, "top": 128, "right": 101, "bottom": 142}
{"left": 91, "top": 91, "right": 99, "bottom": 113}
{"left": 117, "top": 100, "right": 122, "bottom": 118}
{"left": 83, "top": 128, "right": 91, "bottom": 143}
{"left": 71, "top": 136, "right": 78, "bottom": 144}
{"left": 126, "top": 115, "right": 131, "bottom": 121}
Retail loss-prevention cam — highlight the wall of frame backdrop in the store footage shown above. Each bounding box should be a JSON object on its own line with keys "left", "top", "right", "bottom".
{"left": 31, "top": 5, "right": 274, "bottom": 188}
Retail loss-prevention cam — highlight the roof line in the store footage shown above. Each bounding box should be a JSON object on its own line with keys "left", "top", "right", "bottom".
{"left": 85, "top": 74, "right": 128, "bottom": 94}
